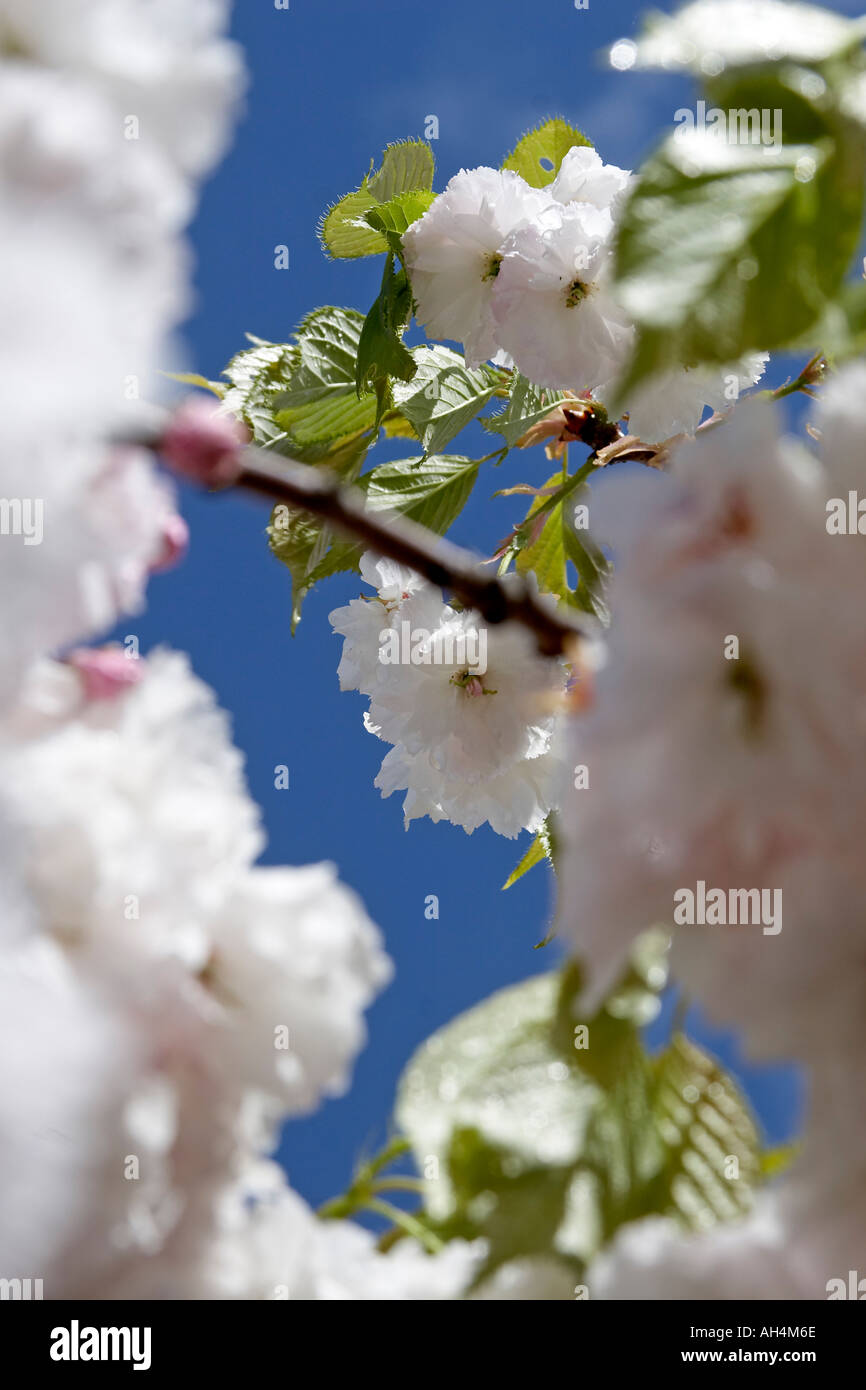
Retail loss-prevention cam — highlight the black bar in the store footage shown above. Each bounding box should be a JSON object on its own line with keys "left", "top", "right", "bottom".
{"left": 1, "top": 1299, "right": 861, "bottom": 1374}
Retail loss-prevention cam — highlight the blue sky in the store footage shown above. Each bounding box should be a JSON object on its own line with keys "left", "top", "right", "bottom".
{"left": 113, "top": 0, "right": 861, "bottom": 1209}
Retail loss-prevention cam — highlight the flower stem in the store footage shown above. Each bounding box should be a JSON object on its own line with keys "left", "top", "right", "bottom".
{"left": 364, "top": 1197, "right": 445, "bottom": 1254}
{"left": 370, "top": 1176, "right": 427, "bottom": 1195}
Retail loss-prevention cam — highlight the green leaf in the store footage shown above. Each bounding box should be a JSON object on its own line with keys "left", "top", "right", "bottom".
{"left": 220, "top": 314, "right": 383, "bottom": 464}
{"left": 516, "top": 467, "right": 609, "bottom": 620}
{"left": 703, "top": 63, "right": 847, "bottom": 147}
{"left": 482, "top": 373, "right": 567, "bottom": 448}
{"left": 502, "top": 118, "right": 592, "bottom": 188}
{"left": 162, "top": 371, "right": 224, "bottom": 398}
{"left": 788, "top": 279, "right": 866, "bottom": 359}
{"left": 271, "top": 306, "right": 380, "bottom": 459}
{"left": 445, "top": 1127, "right": 584, "bottom": 1277}
{"left": 320, "top": 188, "right": 387, "bottom": 260}
{"left": 611, "top": 125, "right": 864, "bottom": 403}
{"left": 515, "top": 471, "right": 569, "bottom": 598}
{"left": 618, "top": 931, "right": 672, "bottom": 1021}
{"left": 380, "top": 408, "right": 421, "bottom": 441}
{"left": 262, "top": 308, "right": 379, "bottom": 622}
{"left": 563, "top": 501, "right": 610, "bottom": 623}
{"left": 355, "top": 255, "right": 416, "bottom": 414}
{"left": 229, "top": 310, "right": 457, "bottom": 627}
{"left": 647, "top": 1033, "right": 762, "bottom": 1230}
{"left": 395, "top": 949, "right": 664, "bottom": 1280}
{"left": 628, "top": 0, "right": 866, "bottom": 74}
{"left": 392, "top": 346, "right": 500, "bottom": 456}
{"left": 504, "top": 457, "right": 608, "bottom": 617}
{"left": 701, "top": 62, "right": 866, "bottom": 297}
{"left": 364, "top": 189, "right": 436, "bottom": 257}
{"left": 269, "top": 452, "right": 480, "bottom": 628}
{"left": 502, "top": 825, "right": 552, "bottom": 890}
{"left": 269, "top": 510, "right": 364, "bottom": 633}
{"left": 277, "top": 306, "right": 370, "bottom": 408}
{"left": 396, "top": 971, "right": 596, "bottom": 1228}
{"left": 275, "top": 394, "right": 377, "bottom": 453}
{"left": 320, "top": 140, "right": 435, "bottom": 260}
{"left": 612, "top": 55, "right": 866, "bottom": 403}
{"left": 267, "top": 426, "right": 372, "bottom": 630}
{"left": 367, "top": 139, "right": 435, "bottom": 202}
{"left": 222, "top": 339, "right": 298, "bottom": 446}
{"left": 396, "top": 943, "right": 763, "bottom": 1287}
{"left": 359, "top": 453, "right": 481, "bottom": 534}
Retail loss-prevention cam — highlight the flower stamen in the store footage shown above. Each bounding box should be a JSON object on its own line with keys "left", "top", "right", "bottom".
{"left": 450, "top": 669, "right": 497, "bottom": 696}
{"left": 565, "top": 277, "right": 589, "bottom": 308}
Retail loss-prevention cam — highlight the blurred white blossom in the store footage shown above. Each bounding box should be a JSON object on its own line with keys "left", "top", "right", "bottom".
{"left": 0, "top": 651, "right": 393, "bottom": 1297}
{"left": 212, "top": 1172, "right": 482, "bottom": 1301}
{"left": 591, "top": 1071, "right": 866, "bottom": 1301}
{"left": 601, "top": 353, "right": 770, "bottom": 444}
{"left": 0, "top": 1, "right": 241, "bottom": 709}
{"left": 558, "top": 398, "right": 866, "bottom": 1040}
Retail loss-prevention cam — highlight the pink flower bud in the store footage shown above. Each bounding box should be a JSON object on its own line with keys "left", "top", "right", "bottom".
{"left": 465, "top": 676, "right": 485, "bottom": 698}
{"left": 150, "top": 512, "right": 190, "bottom": 573}
{"left": 159, "top": 397, "right": 248, "bottom": 486}
{"left": 66, "top": 647, "right": 144, "bottom": 701}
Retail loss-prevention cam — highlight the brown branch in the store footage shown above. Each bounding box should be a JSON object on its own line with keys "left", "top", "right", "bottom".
{"left": 126, "top": 403, "right": 589, "bottom": 656}
{"left": 236, "top": 443, "right": 586, "bottom": 657}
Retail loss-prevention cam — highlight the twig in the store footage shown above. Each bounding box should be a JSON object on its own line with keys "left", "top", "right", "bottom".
{"left": 364, "top": 1196, "right": 445, "bottom": 1254}
{"left": 128, "top": 405, "right": 589, "bottom": 656}
{"left": 769, "top": 351, "right": 826, "bottom": 401}
{"left": 236, "top": 442, "right": 587, "bottom": 657}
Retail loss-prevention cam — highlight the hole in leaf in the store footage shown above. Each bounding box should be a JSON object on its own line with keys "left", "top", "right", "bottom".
{"left": 539, "top": 157, "right": 554, "bottom": 171}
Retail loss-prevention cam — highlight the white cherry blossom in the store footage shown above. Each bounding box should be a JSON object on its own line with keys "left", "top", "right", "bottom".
{"left": 403, "top": 167, "right": 554, "bottom": 366}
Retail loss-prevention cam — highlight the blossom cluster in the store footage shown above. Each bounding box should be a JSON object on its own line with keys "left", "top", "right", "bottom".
{"left": 329, "top": 554, "right": 568, "bottom": 838}
{"left": 403, "top": 146, "right": 768, "bottom": 444}
{"left": 328, "top": 152, "right": 770, "bottom": 846}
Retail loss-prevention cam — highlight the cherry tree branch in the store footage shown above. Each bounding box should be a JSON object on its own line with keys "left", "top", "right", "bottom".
{"left": 236, "top": 443, "right": 586, "bottom": 657}
{"left": 143, "top": 401, "right": 587, "bottom": 657}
